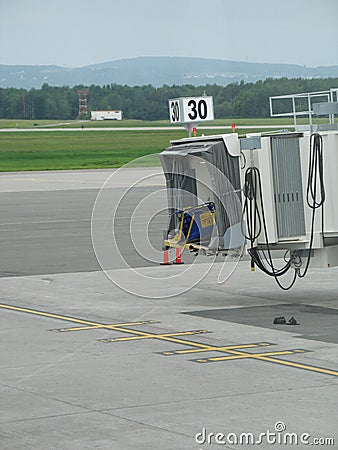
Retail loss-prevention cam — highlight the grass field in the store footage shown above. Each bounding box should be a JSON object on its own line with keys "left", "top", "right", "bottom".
{"left": 0, "top": 119, "right": 293, "bottom": 171}
{"left": 0, "top": 129, "right": 187, "bottom": 171}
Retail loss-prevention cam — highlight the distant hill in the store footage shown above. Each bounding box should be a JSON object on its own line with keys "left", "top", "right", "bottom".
{"left": 1, "top": 56, "right": 338, "bottom": 89}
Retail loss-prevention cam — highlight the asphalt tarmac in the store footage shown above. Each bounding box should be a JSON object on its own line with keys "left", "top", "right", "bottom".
{"left": 0, "top": 169, "right": 337, "bottom": 450}
{"left": 0, "top": 188, "right": 100, "bottom": 276}
{"left": 0, "top": 168, "right": 205, "bottom": 277}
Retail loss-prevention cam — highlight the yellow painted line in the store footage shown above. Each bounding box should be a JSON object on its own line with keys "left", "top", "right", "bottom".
{"left": 2, "top": 303, "right": 337, "bottom": 377}
{"left": 0, "top": 304, "right": 214, "bottom": 346}
{"left": 1, "top": 303, "right": 209, "bottom": 346}
{"left": 142, "top": 334, "right": 215, "bottom": 348}
{"left": 165, "top": 342, "right": 271, "bottom": 355}
{"left": 53, "top": 325, "right": 103, "bottom": 332}
{"left": 193, "top": 347, "right": 338, "bottom": 377}
{"left": 52, "top": 320, "right": 158, "bottom": 332}
{"left": 0, "top": 303, "right": 99, "bottom": 326}
{"left": 197, "top": 350, "right": 298, "bottom": 363}
{"left": 0, "top": 304, "right": 160, "bottom": 335}
{"left": 257, "top": 356, "right": 338, "bottom": 377}
{"left": 100, "top": 330, "right": 209, "bottom": 342}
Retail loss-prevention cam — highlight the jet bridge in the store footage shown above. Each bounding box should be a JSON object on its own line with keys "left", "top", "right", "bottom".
{"left": 160, "top": 133, "right": 243, "bottom": 254}
{"left": 161, "top": 90, "right": 338, "bottom": 289}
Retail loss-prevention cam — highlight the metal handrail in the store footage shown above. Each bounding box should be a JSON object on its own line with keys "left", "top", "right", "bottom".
{"left": 269, "top": 89, "right": 338, "bottom": 130}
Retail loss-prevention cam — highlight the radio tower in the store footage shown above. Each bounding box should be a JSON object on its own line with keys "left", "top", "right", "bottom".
{"left": 77, "top": 89, "right": 89, "bottom": 118}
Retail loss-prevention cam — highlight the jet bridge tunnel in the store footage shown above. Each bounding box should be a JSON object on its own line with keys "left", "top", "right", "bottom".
{"left": 160, "top": 93, "right": 338, "bottom": 290}
{"left": 160, "top": 134, "right": 244, "bottom": 255}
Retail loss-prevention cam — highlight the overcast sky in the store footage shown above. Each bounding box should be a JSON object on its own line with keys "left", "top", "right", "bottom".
{"left": 1, "top": 0, "right": 337, "bottom": 67}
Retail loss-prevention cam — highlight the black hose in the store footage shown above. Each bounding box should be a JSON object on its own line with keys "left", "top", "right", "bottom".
{"left": 241, "top": 133, "right": 325, "bottom": 288}
{"left": 242, "top": 166, "right": 296, "bottom": 290}
{"left": 298, "top": 133, "right": 325, "bottom": 278}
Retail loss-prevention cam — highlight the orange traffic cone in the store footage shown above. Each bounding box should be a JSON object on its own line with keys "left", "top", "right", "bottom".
{"left": 173, "top": 247, "right": 184, "bottom": 264}
{"left": 160, "top": 249, "right": 171, "bottom": 265}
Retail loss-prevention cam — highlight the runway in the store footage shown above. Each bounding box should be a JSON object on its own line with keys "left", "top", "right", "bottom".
{"left": 0, "top": 169, "right": 337, "bottom": 449}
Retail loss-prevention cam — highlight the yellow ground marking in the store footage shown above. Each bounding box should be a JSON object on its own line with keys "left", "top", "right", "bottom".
{"left": 52, "top": 320, "right": 159, "bottom": 332}
{"left": 99, "top": 330, "right": 210, "bottom": 343}
{"left": 1, "top": 303, "right": 338, "bottom": 377}
{"left": 161, "top": 342, "right": 271, "bottom": 356}
{"left": 196, "top": 349, "right": 302, "bottom": 363}
{"left": 0, "top": 304, "right": 161, "bottom": 334}
{"left": 0, "top": 303, "right": 211, "bottom": 345}
{"left": 193, "top": 347, "right": 338, "bottom": 377}
{"left": 53, "top": 325, "right": 102, "bottom": 332}
{"left": 256, "top": 356, "right": 338, "bottom": 377}
{"left": 0, "top": 303, "right": 99, "bottom": 326}
{"left": 0, "top": 303, "right": 215, "bottom": 352}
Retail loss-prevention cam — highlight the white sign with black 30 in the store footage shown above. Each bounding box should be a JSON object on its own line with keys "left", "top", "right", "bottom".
{"left": 169, "top": 96, "right": 214, "bottom": 124}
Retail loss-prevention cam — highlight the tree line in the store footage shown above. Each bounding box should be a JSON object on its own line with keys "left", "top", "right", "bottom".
{"left": 0, "top": 78, "right": 337, "bottom": 120}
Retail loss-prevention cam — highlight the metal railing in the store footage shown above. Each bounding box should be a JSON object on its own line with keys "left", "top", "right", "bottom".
{"left": 269, "top": 88, "right": 338, "bottom": 131}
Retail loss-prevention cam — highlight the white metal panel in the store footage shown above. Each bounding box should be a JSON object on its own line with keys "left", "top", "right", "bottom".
{"left": 307, "top": 246, "right": 338, "bottom": 268}
{"left": 270, "top": 135, "right": 306, "bottom": 238}
{"left": 322, "top": 132, "right": 338, "bottom": 234}
{"left": 221, "top": 133, "right": 240, "bottom": 157}
{"left": 256, "top": 137, "right": 278, "bottom": 244}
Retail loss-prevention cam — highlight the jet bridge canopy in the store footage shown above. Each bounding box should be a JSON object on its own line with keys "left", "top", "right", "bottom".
{"left": 160, "top": 135, "right": 242, "bottom": 250}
